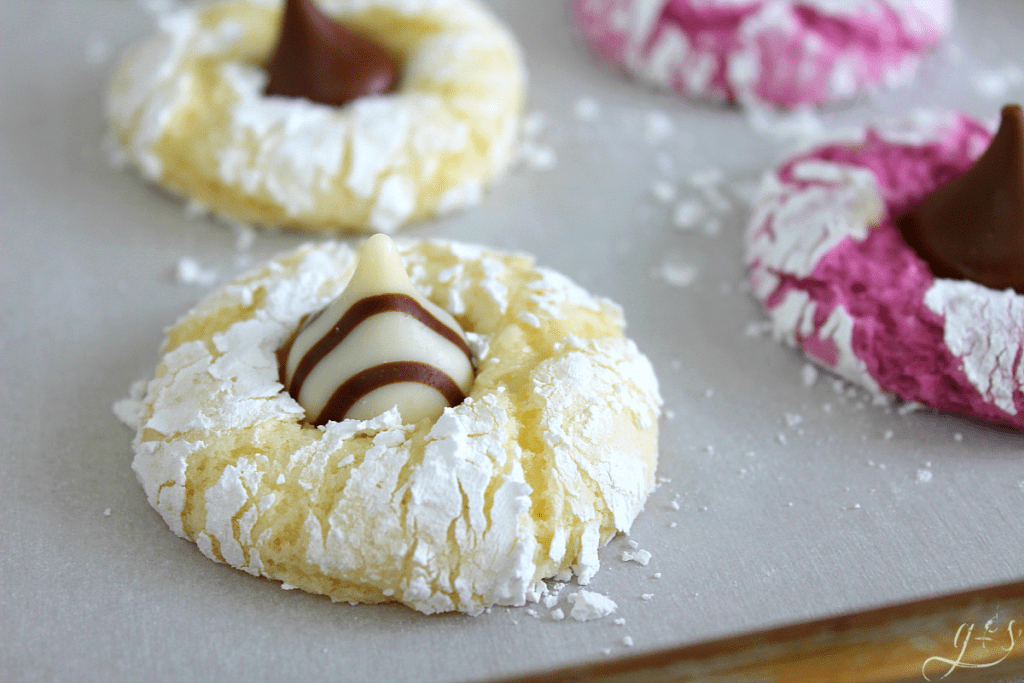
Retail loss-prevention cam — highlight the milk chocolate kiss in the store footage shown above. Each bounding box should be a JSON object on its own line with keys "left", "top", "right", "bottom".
{"left": 264, "top": 0, "right": 399, "bottom": 107}
{"left": 896, "top": 105, "right": 1024, "bottom": 293}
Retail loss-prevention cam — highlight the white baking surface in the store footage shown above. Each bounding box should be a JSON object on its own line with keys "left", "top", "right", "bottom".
{"left": 3, "top": 1, "right": 1024, "bottom": 681}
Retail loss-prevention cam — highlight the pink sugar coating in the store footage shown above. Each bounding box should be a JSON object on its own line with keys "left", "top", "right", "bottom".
{"left": 656, "top": 0, "right": 762, "bottom": 102}
{"left": 743, "top": 3, "right": 935, "bottom": 108}
{"left": 761, "top": 116, "right": 1024, "bottom": 430}
{"left": 571, "top": 0, "right": 949, "bottom": 108}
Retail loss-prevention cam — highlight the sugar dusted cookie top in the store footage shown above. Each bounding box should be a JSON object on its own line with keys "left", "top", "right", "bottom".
{"left": 572, "top": 0, "right": 953, "bottom": 108}
{"left": 106, "top": 0, "right": 526, "bottom": 233}
{"left": 122, "top": 239, "right": 661, "bottom": 615}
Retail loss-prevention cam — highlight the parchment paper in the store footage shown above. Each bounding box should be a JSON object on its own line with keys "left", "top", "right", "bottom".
{"left": 3, "top": 1, "right": 1024, "bottom": 681}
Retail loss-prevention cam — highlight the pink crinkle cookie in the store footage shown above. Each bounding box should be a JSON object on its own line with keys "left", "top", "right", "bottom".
{"left": 571, "top": 0, "right": 953, "bottom": 108}
{"left": 746, "top": 112, "right": 1024, "bottom": 429}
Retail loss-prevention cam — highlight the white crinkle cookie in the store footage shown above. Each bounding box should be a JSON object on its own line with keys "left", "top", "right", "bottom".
{"left": 106, "top": 0, "right": 526, "bottom": 233}
{"left": 121, "top": 239, "right": 662, "bottom": 615}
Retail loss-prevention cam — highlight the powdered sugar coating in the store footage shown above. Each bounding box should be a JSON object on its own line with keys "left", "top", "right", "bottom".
{"left": 106, "top": 0, "right": 525, "bottom": 233}
{"left": 571, "top": 0, "right": 952, "bottom": 108}
{"left": 746, "top": 112, "right": 1024, "bottom": 429}
{"left": 122, "top": 239, "right": 661, "bottom": 614}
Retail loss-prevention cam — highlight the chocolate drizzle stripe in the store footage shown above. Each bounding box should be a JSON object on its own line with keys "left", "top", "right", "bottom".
{"left": 314, "top": 361, "right": 466, "bottom": 425}
{"left": 288, "top": 293, "right": 472, "bottom": 400}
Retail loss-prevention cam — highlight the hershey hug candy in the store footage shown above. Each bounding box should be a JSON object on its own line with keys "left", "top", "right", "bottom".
{"left": 281, "top": 235, "right": 474, "bottom": 425}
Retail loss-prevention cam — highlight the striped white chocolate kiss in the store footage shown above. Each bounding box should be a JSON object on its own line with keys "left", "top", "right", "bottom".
{"left": 282, "top": 234, "right": 474, "bottom": 425}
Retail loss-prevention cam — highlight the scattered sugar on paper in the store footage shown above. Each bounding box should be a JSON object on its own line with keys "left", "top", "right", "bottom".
{"left": 744, "top": 321, "right": 773, "bottom": 338}
{"left": 672, "top": 200, "right": 705, "bottom": 231}
{"left": 653, "top": 261, "right": 698, "bottom": 288}
{"left": 521, "top": 111, "right": 549, "bottom": 139}
{"left": 174, "top": 257, "right": 218, "bottom": 286}
{"left": 644, "top": 111, "right": 674, "bottom": 145}
{"left": 568, "top": 590, "right": 617, "bottom": 622}
{"left": 112, "top": 379, "right": 147, "bottom": 430}
{"left": 574, "top": 97, "right": 601, "bottom": 122}
{"left": 520, "top": 141, "right": 557, "bottom": 170}
{"left": 519, "top": 110, "right": 557, "bottom": 170}
{"left": 621, "top": 549, "right": 652, "bottom": 566}
{"left": 651, "top": 180, "right": 676, "bottom": 204}
{"left": 975, "top": 63, "right": 1024, "bottom": 98}
{"left": 686, "top": 168, "right": 731, "bottom": 213}
{"left": 744, "top": 105, "right": 824, "bottom": 145}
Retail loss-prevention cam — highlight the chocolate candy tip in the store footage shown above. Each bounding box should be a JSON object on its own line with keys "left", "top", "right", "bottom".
{"left": 264, "top": 0, "right": 400, "bottom": 107}
{"left": 896, "top": 104, "right": 1024, "bottom": 293}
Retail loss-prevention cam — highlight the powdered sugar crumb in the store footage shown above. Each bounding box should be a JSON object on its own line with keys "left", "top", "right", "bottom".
{"left": 621, "top": 549, "right": 652, "bottom": 566}
{"left": 174, "top": 257, "right": 218, "bottom": 286}
{"left": 520, "top": 110, "right": 557, "bottom": 170}
{"left": 574, "top": 97, "right": 601, "bottom": 122}
{"left": 112, "top": 379, "right": 147, "bottom": 430}
{"left": 651, "top": 180, "right": 676, "bottom": 204}
{"left": 974, "top": 63, "right": 1024, "bottom": 98}
{"left": 671, "top": 200, "right": 705, "bottom": 231}
{"left": 644, "top": 111, "right": 674, "bottom": 145}
{"left": 653, "top": 261, "right": 698, "bottom": 288}
{"left": 520, "top": 142, "right": 557, "bottom": 170}
{"left": 568, "top": 590, "right": 617, "bottom": 622}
